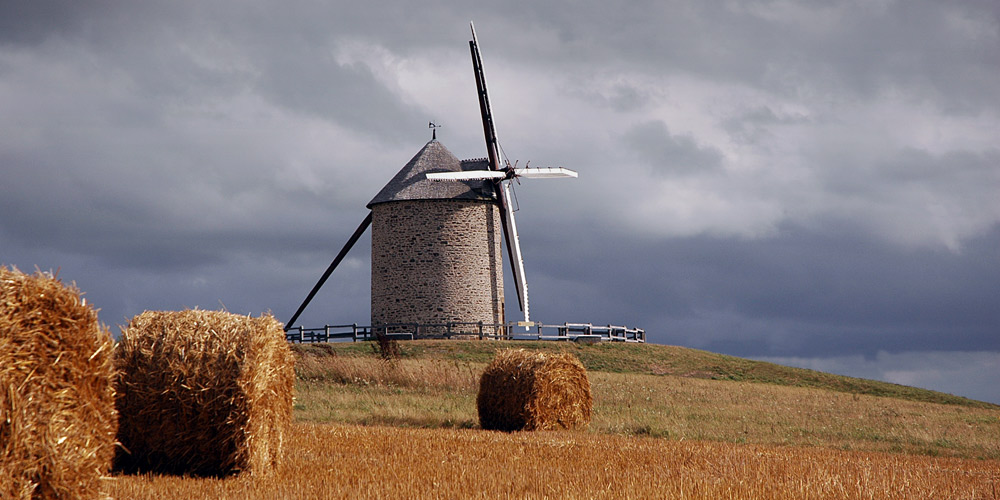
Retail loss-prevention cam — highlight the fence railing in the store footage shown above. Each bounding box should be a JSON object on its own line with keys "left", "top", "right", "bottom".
{"left": 285, "top": 322, "right": 645, "bottom": 343}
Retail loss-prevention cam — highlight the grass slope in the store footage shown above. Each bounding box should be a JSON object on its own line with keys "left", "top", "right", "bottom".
{"left": 294, "top": 341, "right": 998, "bottom": 409}
{"left": 292, "top": 340, "right": 1000, "bottom": 460}
{"left": 105, "top": 340, "right": 1000, "bottom": 498}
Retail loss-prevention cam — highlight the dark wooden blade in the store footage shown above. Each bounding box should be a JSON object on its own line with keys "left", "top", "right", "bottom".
{"left": 470, "top": 22, "right": 526, "bottom": 314}
{"left": 470, "top": 23, "right": 501, "bottom": 174}
{"left": 284, "top": 212, "right": 373, "bottom": 330}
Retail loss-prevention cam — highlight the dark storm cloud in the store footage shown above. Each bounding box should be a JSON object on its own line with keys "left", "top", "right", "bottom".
{"left": 0, "top": 1, "right": 435, "bottom": 139}
{"left": 2, "top": 0, "right": 998, "bottom": 402}
{"left": 756, "top": 351, "right": 1000, "bottom": 404}
{"left": 0, "top": 1, "right": 102, "bottom": 45}
{"left": 470, "top": 0, "right": 1000, "bottom": 118}
{"left": 0, "top": 1, "right": 425, "bottom": 276}
{"left": 522, "top": 221, "right": 1000, "bottom": 358}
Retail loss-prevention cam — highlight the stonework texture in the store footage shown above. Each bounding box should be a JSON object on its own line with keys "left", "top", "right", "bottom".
{"left": 371, "top": 199, "right": 504, "bottom": 334}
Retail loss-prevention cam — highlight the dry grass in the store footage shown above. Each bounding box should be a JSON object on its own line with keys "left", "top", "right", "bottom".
{"left": 292, "top": 348, "right": 1000, "bottom": 460}
{"left": 591, "top": 372, "right": 1000, "bottom": 459}
{"left": 295, "top": 381, "right": 478, "bottom": 429}
{"left": 114, "top": 309, "right": 294, "bottom": 477}
{"left": 105, "top": 341, "right": 1000, "bottom": 497}
{"left": 294, "top": 352, "right": 480, "bottom": 428}
{"left": 295, "top": 341, "right": 997, "bottom": 409}
{"left": 295, "top": 349, "right": 479, "bottom": 391}
{"left": 477, "top": 349, "right": 592, "bottom": 431}
{"left": 106, "top": 422, "right": 1000, "bottom": 499}
{"left": 0, "top": 266, "right": 117, "bottom": 499}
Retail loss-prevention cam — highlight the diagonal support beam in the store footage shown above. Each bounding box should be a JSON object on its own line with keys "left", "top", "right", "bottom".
{"left": 284, "top": 212, "right": 373, "bottom": 331}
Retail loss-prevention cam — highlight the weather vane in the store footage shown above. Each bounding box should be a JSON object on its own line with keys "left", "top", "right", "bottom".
{"left": 428, "top": 121, "right": 442, "bottom": 140}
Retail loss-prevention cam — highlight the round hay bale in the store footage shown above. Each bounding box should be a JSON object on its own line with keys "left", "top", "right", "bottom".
{"left": 477, "top": 349, "right": 592, "bottom": 432}
{"left": 0, "top": 266, "right": 117, "bottom": 499}
{"left": 113, "top": 309, "right": 294, "bottom": 477}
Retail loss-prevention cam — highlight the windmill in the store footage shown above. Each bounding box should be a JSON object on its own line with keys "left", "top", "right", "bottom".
{"left": 284, "top": 23, "right": 576, "bottom": 332}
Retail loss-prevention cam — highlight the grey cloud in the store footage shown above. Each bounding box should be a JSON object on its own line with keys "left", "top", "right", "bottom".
{"left": 756, "top": 351, "right": 1000, "bottom": 404}
{"left": 3, "top": 0, "right": 999, "bottom": 405}
{"left": 824, "top": 148, "right": 1000, "bottom": 208}
{"left": 0, "top": 1, "right": 103, "bottom": 45}
{"left": 723, "top": 105, "right": 811, "bottom": 143}
{"left": 474, "top": 1, "right": 1000, "bottom": 114}
{"left": 254, "top": 52, "right": 426, "bottom": 141}
{"left": 623, "top": 120, "right": 724, "bottom": 176}
{"left": 521, "top": 221, "right": 1000, "bottom": 358}
{"left": 808, "top": 146, "right": 1000, "bottom": 248}
{"left": 569, "top": 81, "right": 654, "bottom": 114}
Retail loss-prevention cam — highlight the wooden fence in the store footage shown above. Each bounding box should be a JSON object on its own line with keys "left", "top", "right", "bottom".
{"left": 285, "top": 322, "right": 645, "bottom": 343}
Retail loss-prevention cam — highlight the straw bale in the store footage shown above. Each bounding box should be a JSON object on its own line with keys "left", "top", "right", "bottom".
{"left": 114, "top": 309, "right": 294, "bottom": 477}
{"left": 477, "top": 349, "right": 592, "bottom": 432}
{"left": 0, "top": 266, "right": 117, "bottom": 499}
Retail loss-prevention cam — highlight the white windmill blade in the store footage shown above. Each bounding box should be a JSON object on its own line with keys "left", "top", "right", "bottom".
{"left": 501, "top": 182, "right": 529, "bottom": 326}
{"left": 426, "top": 171, "right": 506, "bottom": 181}
{"left": 513, "top": 167, "right": 578, "bottom": 179}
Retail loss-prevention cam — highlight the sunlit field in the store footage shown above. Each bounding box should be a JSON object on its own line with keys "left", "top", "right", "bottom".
{"left": 292, "top": 343, "right": 1000, "bottom": 459}
{"left": 106, "top": 423, "right": 1000, "bottom": 499}
{"left": 106, "top": 341, "right": 1000, "bottom": 498}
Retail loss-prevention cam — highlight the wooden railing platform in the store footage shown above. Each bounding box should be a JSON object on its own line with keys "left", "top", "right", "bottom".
{"left": 285, "top": 322, "right": 645, "bottom": 343}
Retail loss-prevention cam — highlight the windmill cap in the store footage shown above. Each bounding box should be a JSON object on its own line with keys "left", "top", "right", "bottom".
{"left": 367, "top": 140, "right": 496, "bottom": 208}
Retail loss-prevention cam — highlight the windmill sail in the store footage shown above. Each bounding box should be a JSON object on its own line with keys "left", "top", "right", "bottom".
{"left": 426, "top": 170, "right": 507, "bottom": 181}
{"left": 470, "top": 22, "right": 501, "bottom": 176}
{"left": 427, "top": 167, "right": 578, "bottom": 181}
{"left": 500, "top": 181, "right": 529, "bottom": 324}
{"left": 469, "top": 21, "right": 530, "bottom": 323}
{"left": 514, "top": 167, "right": 578, "bottom": 179}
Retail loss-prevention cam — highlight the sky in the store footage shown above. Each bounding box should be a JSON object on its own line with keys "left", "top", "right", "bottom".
{"left": 2, "top": 1, "right": 998, "bottom": 403}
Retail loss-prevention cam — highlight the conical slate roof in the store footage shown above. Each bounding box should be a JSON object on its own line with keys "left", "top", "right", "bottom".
{"left": 367, "top": 140, "right": 496, "bottom": 208}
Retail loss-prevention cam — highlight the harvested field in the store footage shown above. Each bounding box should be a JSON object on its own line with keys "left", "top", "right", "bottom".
{"left": 0, "top": 267, "right": 117, "bottom": 499}
{"left": 107, "top": 338, "right": 1000, "bottom": 497}
{"left": 106, "top": 422, "right": 1000, "bottom": 499}
{"left": 290, "top": 341, "right": 1000, "bottom": 460}
{"left": 114, "top": 309, "right": 294, "bottom": 477}
{"left": 477, "top": 349, "right": 592, "bottom": 431}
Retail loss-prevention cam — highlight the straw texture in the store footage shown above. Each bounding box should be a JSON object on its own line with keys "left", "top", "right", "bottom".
{"left": 477, "top": 349, "right": 592, "bottom": 432}
{"left": 0, "top": 266, "right": 117, "bottom": 499}
{"left": 114, "top": 309, "right": 293, "bottom": 477}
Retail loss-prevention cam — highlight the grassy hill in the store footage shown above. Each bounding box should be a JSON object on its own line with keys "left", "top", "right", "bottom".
{"left": 295, "top": 340, "right": 997, "bottom": 409}
{"left": 106, "top": 340, "right": 1000, "bottom": 498}
{"left": 292, "top": 340, "right": 1000, "bottom": 460}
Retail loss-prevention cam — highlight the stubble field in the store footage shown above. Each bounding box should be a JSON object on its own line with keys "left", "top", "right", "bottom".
{"left": 106, "top": 341, "right": 1000, "bottom": 499}
{"left": 107, "top": 423, "right": 999, "bottom": 499}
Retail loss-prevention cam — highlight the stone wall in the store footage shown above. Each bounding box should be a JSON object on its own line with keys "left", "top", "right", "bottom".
{"left": 370, "top": 199, "right": 504, "bottom": 333}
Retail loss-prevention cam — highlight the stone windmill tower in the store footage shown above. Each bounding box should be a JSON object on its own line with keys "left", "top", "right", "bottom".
{"left": 366, "top": 140, "right": 505, "bottom": 332}
{"left": 284, "top": 23, "right": 576, "bottom": 334}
